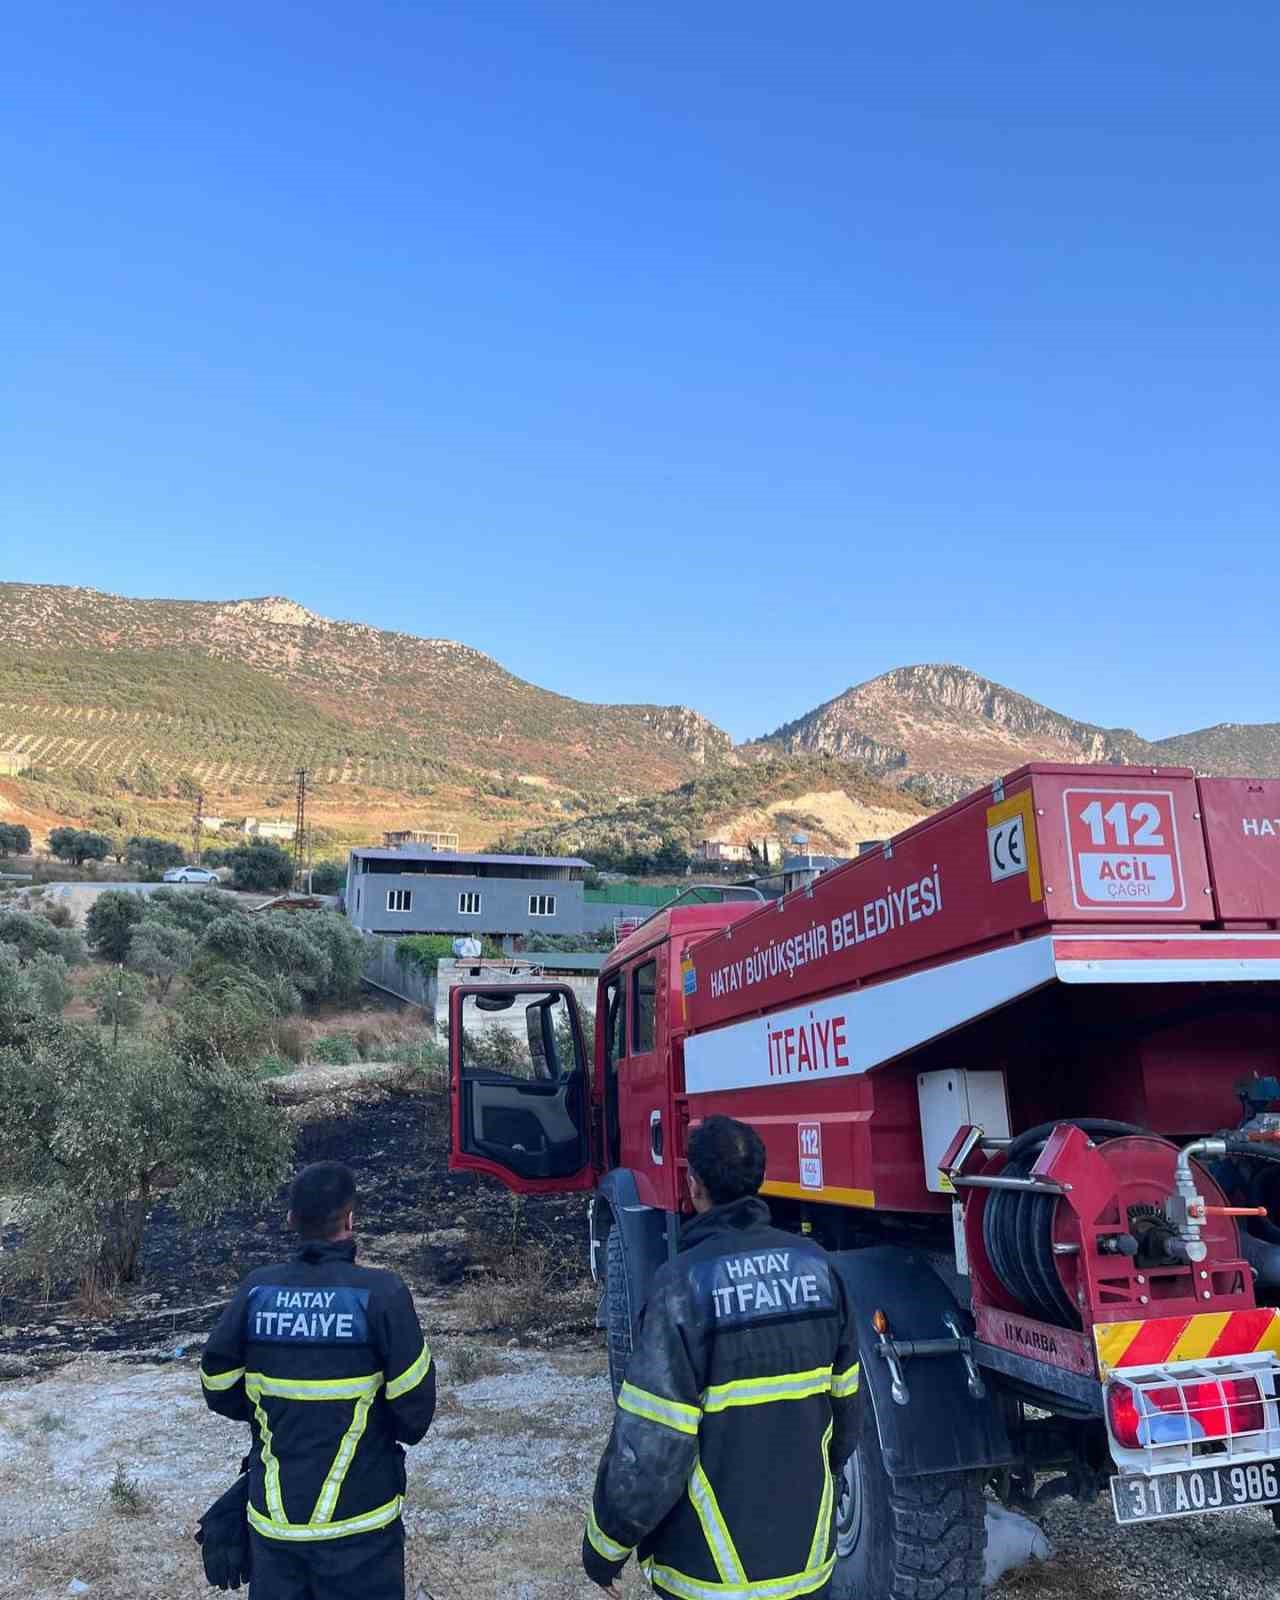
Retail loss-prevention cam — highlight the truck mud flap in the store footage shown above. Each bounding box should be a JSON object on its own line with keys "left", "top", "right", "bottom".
{"left": 832, "top": 1245, "right": 1015, "bottom": 1479}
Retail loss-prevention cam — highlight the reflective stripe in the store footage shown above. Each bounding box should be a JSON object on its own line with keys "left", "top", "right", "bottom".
{"left": 689, "top": 1461, "right": 747, "bottom": 1584}
{"left": 311, "top": 1392, "right": 376, "bottom": 1523}
{"left": 248, "top": 1495, "right": 402, "bottom": 1542}
{"left": 386, "top": 1342, "right": 432, "bottom": 1401}
{"left": 585, "top": 1506, "right": 633, "bottom": 1563}
{"left": 640, "top": 1556, "right": 836, "bottom": 1600}
{"left": 831, "top": 1361, "right": 860, "bottom": 1399}
{"left": 618, "top": 1381, "right": 701, "bottom": 1436}
{"left": 245, "top": 1372, "right": 383, "bottom": 1402}
{"left": 701, "top": 1366, "right": 833, "bottom": 1412}
{"left": 807, "top": 1422, "right": 835, "bottom": 1571}
{"left": 200, "top": 1365, "right": 245, "bottom": 1393}
{"left": 249, "top": 1395, "right": 286, "bottom": 1523}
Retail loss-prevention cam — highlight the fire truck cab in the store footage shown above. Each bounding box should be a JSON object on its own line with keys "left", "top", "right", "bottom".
{"left": 450, "top": 765, "right": 1280, "bottom": 1600}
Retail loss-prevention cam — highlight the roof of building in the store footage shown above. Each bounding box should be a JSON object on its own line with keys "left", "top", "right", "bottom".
{"left": 349, "top": 847, "right": 591, "bottom": 869}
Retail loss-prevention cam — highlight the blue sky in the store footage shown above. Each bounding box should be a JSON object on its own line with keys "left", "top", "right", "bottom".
{"left": 2, "top": 2, "right": 1276, "bottom": 743}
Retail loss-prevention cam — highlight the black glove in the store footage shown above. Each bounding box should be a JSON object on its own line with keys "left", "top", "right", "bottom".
{"left": 581, "top": 1530, "right": 627, "bottom": 1590}
{"left": 195, "top": 1474, "right": 252, "bottom": 1591}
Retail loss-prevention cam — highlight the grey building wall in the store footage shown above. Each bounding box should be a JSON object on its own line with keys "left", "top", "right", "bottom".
{"left": 361, "top": 936, "right": 438, "bottom": 1013}
{"left": 347, "top": 867, "right": 586, "bottom": 937}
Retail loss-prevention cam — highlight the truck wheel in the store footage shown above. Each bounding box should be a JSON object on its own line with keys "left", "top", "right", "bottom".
{"left": 604, "top": 1222, "right": 633, "bottom": 1397}
{"left": 830, "top": 1398, "right": 985, "bottom": 1600}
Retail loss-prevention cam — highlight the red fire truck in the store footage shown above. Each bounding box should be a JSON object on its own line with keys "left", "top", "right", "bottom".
{"left": 449, "top": 764, "right": 1280, "bottom": 1598}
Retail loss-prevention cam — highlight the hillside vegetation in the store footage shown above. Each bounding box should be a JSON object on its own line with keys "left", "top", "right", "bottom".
{"left": 0, "top": 584, "right": 731, "bottom": 792}
{"left": 492, "top": 758, "right": 926, "bottom": 869}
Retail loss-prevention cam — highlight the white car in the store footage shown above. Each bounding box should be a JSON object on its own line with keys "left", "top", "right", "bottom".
{"left": 161, "top": 866, "right": 220, "bottom": 885}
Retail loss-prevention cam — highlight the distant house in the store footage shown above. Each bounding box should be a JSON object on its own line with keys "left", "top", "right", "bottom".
{"left": 695, "top": 837, "right": 783, "bottom": 867}
{"left": 696, "top": 840, "right": 751, "bottom": 864}
{"left": 382, "top": 829, "right": 460, "bottom": 852}
{"left": 245, "top": 816, "right": 297, "bottom": 841}
{"left": 345, "top": 848, "right": 590, "bottom": 937}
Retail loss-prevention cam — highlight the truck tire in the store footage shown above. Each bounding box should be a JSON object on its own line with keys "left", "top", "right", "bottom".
{"left": 830, "top": 1398, "right": 985, "bottom": 1600}
{"left": 604, "top": 1221, "right": 634, "bottom": 1397}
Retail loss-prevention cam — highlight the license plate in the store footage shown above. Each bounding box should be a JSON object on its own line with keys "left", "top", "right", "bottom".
{"left": 1112, "top": 1458, "right": 1280, "bottom": 1523}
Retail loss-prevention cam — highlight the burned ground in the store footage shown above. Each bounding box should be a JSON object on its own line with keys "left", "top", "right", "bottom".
{"left": 0, "top": 1083, "right": 593, "bottom": 1377}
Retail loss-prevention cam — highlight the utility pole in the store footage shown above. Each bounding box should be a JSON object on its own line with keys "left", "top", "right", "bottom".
{"left": 293, "top": 768, "right": 308, "bottom": 891}
{"left": 192, "top": 789, "right": 204, "bottom": 866}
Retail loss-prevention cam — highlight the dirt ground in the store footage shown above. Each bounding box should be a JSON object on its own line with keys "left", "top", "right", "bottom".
{"left": 6, "top": 1082, "right": 1280, "bottom": 1598}
{"left": 0, "top": 1323, "right": 642, "bottom": 1600}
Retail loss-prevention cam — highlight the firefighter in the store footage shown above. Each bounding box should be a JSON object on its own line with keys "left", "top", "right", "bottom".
{"left": 200, "top": 1161, "right": 435, "bottom": 1600}
{"left": 582, "top": 1115, "right": 861, "bottom": 1600}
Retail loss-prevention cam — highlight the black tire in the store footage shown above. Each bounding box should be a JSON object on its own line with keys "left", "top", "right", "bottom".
{"left": 830, "top": 1397, "right": 985, "bottom": 1600}
{"left": 604, "top": 1221, "right": 633, "bottom": 1398}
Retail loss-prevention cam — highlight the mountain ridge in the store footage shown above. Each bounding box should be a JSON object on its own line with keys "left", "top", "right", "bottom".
{"left": 755, "top": 662, "right": 1280, "bottom": 803}
{"left": 1, "top": 585, "right": 1276, "bottom": 856}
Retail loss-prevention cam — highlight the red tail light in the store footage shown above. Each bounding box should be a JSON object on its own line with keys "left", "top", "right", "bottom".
{"left": 1107, "top": 1376, "right": 1266, "bottom": 1448}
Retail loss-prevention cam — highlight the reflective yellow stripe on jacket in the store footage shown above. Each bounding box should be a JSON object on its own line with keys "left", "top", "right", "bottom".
{"left": 640, "top": 1555, "right": 837, "bottom": 1600}
{"left": 200, "top": 1366, "right": 245, "bottom": 1392}
{"left": 386, "top": 1342, "right": 432, "bottom": 1400}
{"left": 242, "top": 1370, "right": 394, "bottom": 1541}
{"left": 701, "top": 1366, "right": 836, "bottom": 1413}
{"left": 247, "top": 1497, "right": 404, "bottom": 1542}
{"left": 617, "top": 1381, "right": 702, "bottom": 1436}
{"left": 830, "top": 1360, "right": 860, "bottom": 1398}
{"left": 585, "top": 1506, "right": 634, "bottom": 1564}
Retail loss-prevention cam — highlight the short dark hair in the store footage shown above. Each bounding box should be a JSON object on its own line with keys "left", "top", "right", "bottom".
{"left": 687, "top": 1116, "right": 766, "bottom": 1206}
{"left": 289, "top": 1161, "right": 356, "bottom": 1239}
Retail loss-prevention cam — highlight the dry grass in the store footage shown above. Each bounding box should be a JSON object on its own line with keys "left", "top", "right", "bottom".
{"left": 453, "top": 1240, "right": 596, "bottom": 1341}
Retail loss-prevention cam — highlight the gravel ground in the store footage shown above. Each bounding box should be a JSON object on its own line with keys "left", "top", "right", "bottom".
{"left": 0, "top": 1333, "right": 622, "bottom": 1600}
{"left": 991, "top": 1492, "right": 1280, "bottom": 1600}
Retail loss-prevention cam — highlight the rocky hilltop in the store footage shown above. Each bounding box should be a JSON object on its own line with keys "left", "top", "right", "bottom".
{"left": 759, "top": 664, "right": 1275, "bottom": 803}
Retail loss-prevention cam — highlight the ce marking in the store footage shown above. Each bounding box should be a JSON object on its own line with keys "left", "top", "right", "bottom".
{"left": 987, "top": 814, "right": 1027, "bottom": 882}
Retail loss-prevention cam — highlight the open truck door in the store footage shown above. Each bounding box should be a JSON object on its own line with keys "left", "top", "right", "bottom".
{"left": 449, "top": 983, "right": 598, "bottom": 1193}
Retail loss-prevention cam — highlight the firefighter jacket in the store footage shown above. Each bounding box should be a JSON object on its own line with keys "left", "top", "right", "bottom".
{"left": 200, "top": 1239, "right": 435, "bottom": 1544}
{"left": 583, "top": 1196, "right": 861, "bottom": 1600}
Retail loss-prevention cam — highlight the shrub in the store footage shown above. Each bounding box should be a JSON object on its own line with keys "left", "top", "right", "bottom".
{"left": 89, "top": 968, "right": 147, "bottom": 1029}
{"left": 127, "top": 922, "right": 196, "bottom": 999}
{"left": 108, "top": 1464, "right": 148, "bottom": 1516}
{"left": 141, "top": 886, "right": 241, "bottom": 936}
{"left": 29, "top": 952, "right": 73, "bottom": 1015}
{"left": 125, "top": 835, "right": 186, "bottom": 875}
{"left": 0, "top": 1015, "right": 292, "bottom": 1288}
{"left": 222, "top": 841, "right": 294, "bottom": 892}
{"left": 85, "top": 890, "right": 148, "bottom": 961}
{"left": 270, "top": 1015, "right": 309, "bottom": 1063}
{"left": 310, "top": 860, "right": 346, "bottom": 895}
{"left": 312, "top": 1033, "right": 358, "bottom": 1066}
{"left": 38, "top": 899, "right": 74, "bottom": 929}
{"left": 166, "top": 977, "right": 279, "bottom": 1070}
{"left": 0, "top": 909, "right": 69, "bottom": 964}
{"left": 48, "top": 827, "right": 112, "bottom": 867}
{"left": 0, "top": 822, "right": 32, "bottom": 855}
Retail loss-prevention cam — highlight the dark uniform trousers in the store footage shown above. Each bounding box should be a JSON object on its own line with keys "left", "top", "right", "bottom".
{"left": 201, "top": 1239, "right": 435, "bottom": 1600}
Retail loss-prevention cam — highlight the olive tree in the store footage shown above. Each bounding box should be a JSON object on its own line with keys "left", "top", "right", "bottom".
{"left": 85, "top": 890, "right": 148, "bottom": 961}
{"left": 127, "top": 922, "right": 196, "bottom": 1000}
{"left": 0, "top": 972, "right": 292, "bottom": 1287}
